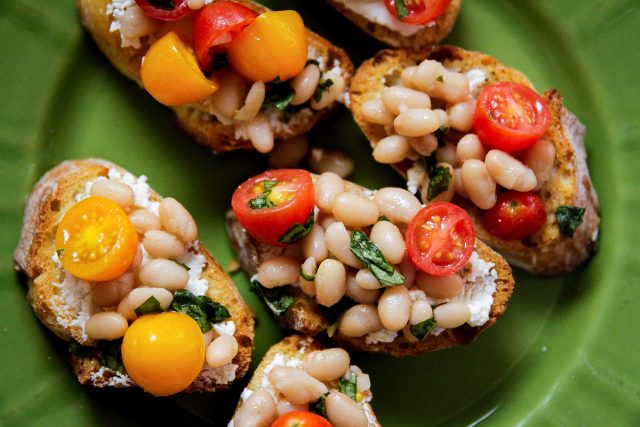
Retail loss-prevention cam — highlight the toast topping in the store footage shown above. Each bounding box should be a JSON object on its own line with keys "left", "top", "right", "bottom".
{"left": 332, "top": 1, "right": 426, "bottom": 36}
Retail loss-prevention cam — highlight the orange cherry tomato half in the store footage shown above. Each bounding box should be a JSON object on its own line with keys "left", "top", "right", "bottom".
{"left": 405, "top": 202, "right": 475, "bottom": 276}
{"left": 193, "top": 0, "right": 258, "bottom": 70}
{"left": 473, "top": 81, "right": 551, "bottom": 154}
{"left": 135, "top": 0, "right": 191, "bottom": 21}
{"left": 231, "top": 169, "right": 315, "bottom": 247}
{"left": 141, "top": 31, "right": 218, "bottom": 106}
{"left": 384, "top": 0, "right": 451, "bottom": 25}
{"left": 227, "top": 11, "right": 308, "bottom": 82}
{"left": 122, "top": 312, "right": 205, "bottom": 396}
{"left": 271, "top": 411, "right": 332, "bottom": 427}
{"left": 55, "top": 196, "right": 138, "bottom": 282}
{"left": 483, "top": 191, "right": 546, "bottom": 240}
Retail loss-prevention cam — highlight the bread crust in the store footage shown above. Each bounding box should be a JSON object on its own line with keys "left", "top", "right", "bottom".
{"left": 75, "top": 0, "right": 354, "bottom": 153}
{"left": 349, "top": 46, "right": 600, "bottom": 275}
{"left": 326, "top": 0, "right": 461, "bottom": 48}
{"left": 14, "top": 159, "right": 254, "bottom": 392}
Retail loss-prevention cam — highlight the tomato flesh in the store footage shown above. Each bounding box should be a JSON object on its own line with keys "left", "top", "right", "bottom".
{"left": 383, "top": 0, "right": 451, "bottom": 25}
{"left": 271, "top": 411, "right": 332, "bottom": 427}
{"left": 483, "top": 191, "right": 546, "bottom": 240}
{"left": 231, "top": 169, "right": 315, "bottom": 247}
{"left": 406, "top": 202, "right": 475, "bottom": 276}
{"left": 135, "top": 0, "right": 191, "bottom": 21}
{"left": 473, "top": 81, "right": 551, "bottom": 154}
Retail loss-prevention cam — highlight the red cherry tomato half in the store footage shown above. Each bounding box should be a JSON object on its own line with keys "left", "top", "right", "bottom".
{"left": 193, "top": 0, "right": 258, "bottom": 70}
{"left": 271, "top": 411, "right": 332, "bottom": 427}
{"left": 406, "top": 202, "right": 475, "bottom": 276}
{"left": 135, "top": 0, "right": 191, "bottom": 21}
{"left": 383, "top": 0, "right": 451, "bottom": 25}
{"left": 483, "top": 191, "right": 546, "bottom": 240}
{"left": 473, "top": 81, "right": 552, "bottom": 154}
{"left": 231, "top": 169, "right": 315, "bottom": 247}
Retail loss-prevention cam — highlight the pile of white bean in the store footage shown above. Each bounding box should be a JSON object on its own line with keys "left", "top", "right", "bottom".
{"left": 360, "top": 59, "right": 556, "bottom": 210}
{"left": 75, "top": 175, "right": 238, "bottom": 370}
{"left": 255, "top": 172, "right": 476, "bottom": 342}
{"left": 233, "top": 348, "right": 371, "bottom": 427}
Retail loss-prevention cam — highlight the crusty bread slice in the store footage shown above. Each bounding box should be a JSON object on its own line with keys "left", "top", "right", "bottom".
{"left": 226, "top": 175, "right": 515, "bottom": 357}
{"left": 14, "top": 159, "right": 254, "bottom": 391}
{"left": 326, "top": 0, "right": 462, "bottom": 48}
{"left": 231, "top": 335, "right": 380, "bottom": 426}
{"left": 349, "top": 46, "right": 600, "bottom": 276}
{"left": 75, "top": 0, "right": 353, "bottom": 153}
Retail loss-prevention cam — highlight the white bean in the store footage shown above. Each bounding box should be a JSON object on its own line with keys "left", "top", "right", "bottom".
{"left": 311, "top": 74, "right": 345, "bottom": 110}
{"left": 454, "top": 168, "right": 468, "bottom": 198}
{"left": 370, "top": 221, "right": 405, "bottom": 264}
{"left": 345, "top": 273, "right": 380, "bottom": 304}
{"left": 85, "top": 312, "right": 128, "bottom": 340}
{"left": 408, "top": 134, "right": 438, "bottom": 157}
{"left": 234, "top": 81, "right": 266, "bottom": 122}
{"left": 90, "top": 180, "right": 134, "bottom": 209}
{"left": 119, "top": 4, "right": 160, "bottom": 40}
{"left": 397, "top": 256, "right": 416, "bottom": 288}
{"left": 394, "top": 108, "right": 441, "bottom": 137}
{"left": 440, "top": 72, "right": 470, "bottom": 104}
{"left": 315, "top": 259, "right": 347, "bottom": 307}
{"left": 410, "top": 299, "right": 433, "bottom": 325}
{"left": 373, "top": 187, "right": 422, "bottom": 224}
{"left": 461, "top": 160, "right": 497, "bottom": 209}
{"left": 143, "top": 230, "right": 186, "bottom": 259}
{"left": 456, "top": 134, "right": 486, "bottom": 164}
{"left": 128, "top": 209, "right": 161, "bottom": 234}
{"left": 315, "top": 172, "right": 345, "bottom": 212}
{"left": 247, "top": 112, "right": 274, "bottom": 153}
{"left": 332, "top": 192, "right": 379, "bottom": 228}
{"left": 302, "top": 226, "right": 328, "bottom": 263}
{"left": 360, "top": 98, "right": 394, "bottom": 126}
{"left": 325, "top": 391, "right": 368, "bottom": 427}
{"left": 302, "top": 348, "right": 350, "bottom": 382}
{"left": 400, "top": 66, "right": 418, "bottom": 88}
{"left": 276, "top": 401, "right": 308, "bottom": 417}
{"left": 138, "top": 259, "right": 189, "bottom": 291}
{"left": 317, "top": 213, "right": 338, "bottom": 230}
{"left": 416, "top": 272, "right": 464, "bottom": 299}
{"left": 257, "top": 256, "right": 300, "bottom": 289}
{"left": 436, "top": 142, "right": 457, "bottom": 165}
{"left": 324, "top": 222, "right": 364, "bottom": 269}
{"left": 210, "top": 70, "right": 247, "bottom": 119}
{"left": 412, "top": 60, "right": 447, "bottom": 93}
{"left": 382, "top": 86, "right": 431, "bottom": 115}
{"left": 434, "top": 302, "right": 471, "bottom": 328}
{"left": 268, "top": 136, "right": 309, "bottom": 168}
{"left": 338, "top": 304, "right": 383, "bottom": 337}
{"left": 433, "top": 109, "right": 449, "bottom": 129}
{"left": 355, "top": 268, "right": 381, "bottom": 290}
{"left": 92, "top": 271, "right": 135, "bottom": 307}
{"left": 299, "top": 257, "right": 317, "bottom": 297}
{"left": 187, "top": 0, "right": 205, "bottom": 10}
{"left": 373, "top": 135, "right": 411, "bottom": 164}
{"left": 377, "top": 285, "right": 411, "bottom": 331}
{"left": 291, "top": 63, "right": 321, "bottom": 105}
{"left": 524, "top": 139, "right": 556, "bottom": 190}
{"left": 485, "top": 150, "right": 537, "bottom": 191}
{"left": 233, "top": 389, "right": 277, "bottom": 427}
{"left": 268, "top": 366, "right": 328, "bottom": 405}
{"left": 309, "top": 148, "right": 354, "bottom": 178}
{"left": 117, "top": 287, "right": 174, "bottom": 321}
{"left": 206, "top": 334, "right": 238, "bottom": 368}
{"left": 159, "top": 198, "right": 198, "bottom": 242}
{"left": 448, "top": 100, "right": 475, "bottom": 132}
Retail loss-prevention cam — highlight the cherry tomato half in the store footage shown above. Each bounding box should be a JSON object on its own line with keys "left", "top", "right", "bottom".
{"left": 193, "top": 1, "right": 258, "bottom": 70}
{"left": 383, "top": 0, "right": 451, "bottom": 25}
{"left": 483, "top": 191, "right": 546, "bottom": 240}
{"left": 473, "top": 81, "right": 551, "bottom": 154}
{"left": 135, "top": 0, "right": 191, "bottom": 21}
{"left": 271, "top": 411, "right": 332, "bottom": 427}
{"left": 405, "top": 202, "right": 475, "bottom": 276}
{"left": 231, "top": 169, "right": 315, "bottom": 247}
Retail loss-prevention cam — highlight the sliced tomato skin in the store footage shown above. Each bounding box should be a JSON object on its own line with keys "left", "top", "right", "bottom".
{"left": 405, "top": 202, "right": 475, "bottom": 276}
{"left": 271, "top": 411, "right": 332, "bottom": 427}
{"left": 135, "top": 0, "right": 192, "bottom": 21}
{"left": 473, "top": 81, "right": 551, "bottom": 154}
{"left": 383, "top": 0, "right": 451, "bottom": 25}
{"left": 483, "top": 191, "right": 546, "bottom": 240}
{"left": 231, "top": 169, "right": 315, "bottom": 247}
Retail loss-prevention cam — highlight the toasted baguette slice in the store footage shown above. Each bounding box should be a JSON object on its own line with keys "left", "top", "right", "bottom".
{"left": 226, "top": 175, "right": 515, "bottom": 357}
{"left": 349, "top": 46, "right": 600, "bottom": 276}
{"left": 230, "top": 335, "right": 380, "bottom": 426}
{"left": 14, "top": 159, "right": 254, "bottom": 392}
{"left": 76, "top": 0, "right": 353, "bottom": 153}
{"left": 326, "top": 0, "right": 462, "bottom": 48}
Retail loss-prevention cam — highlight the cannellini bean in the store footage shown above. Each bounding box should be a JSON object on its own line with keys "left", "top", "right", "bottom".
{"left": 373, "top": 187, "right": 422, "bottom": 224}
{"left": 436, "top": 142, "right": 457, "bottom": 165}
{"left": 360, "top": 98, "right": 394, "bottom": 126}
{"left": 355, "top": 269, "right": 381, "bottom": 290}
{"left": 356, "top": 371, "right": 371, "bottom": 393}
{"left": 85, "top": 312, "right": 128, "bottom": 340}
{"left": 302, "top": 348, "right": 350, "bottom": 382}
{"left": 309, "top": 148, "right": 354, "bottom": 178}
{"left": 247, "top": 112, "right": 275, "bottom": 153}
{"left": 315, "top": 172, "right": 345, "bottom": 212}
{"left": 302, "top": 226, "right": 328, "bottom": 263}
{"left": 318, "top": 213, "right": 338, "bottom": 230}
{"left": 338, "top": 304, "right": 383, "bottom": 337}
{"left": 456, "top": 134, "right": 486, "bottom": 164}
{"left": 408, "top": 134, "right": 438, "bottom": 157}
{"left": 159, "top": 198, "right": 197, "bottom": 242}
{"left": 268, "top": 366, "right": 328, "bottom": 405}
{"left": 138, "top": 259, "right": 189, "bottom": 291}
{"left": 434, "top": 302, "right": 471, "bottom": 328}
{"left": 412, "top": 60, "right": 447, "bottom": 93}
{"left": 454, "top": 168, "right": 468, "bottom": 198}
{"left": 117, "top": 287, "right": 174, "bottom": 321}
{"left": 410, "top": 299, "right": 433, "bottom": 325}
{"left": 143, "top": 230, "right": 186, "bottom": 260}
{"left": 92, "top": 271, "right": 135, "bottom": 307}
{"left": 440, "top": 72, "right": 470, "bottom": 104}
{"left": 324, "top": 222, "right": 364, "bottom": 269}
{"left": 345, "top": 273, "right": 380, "bottom": 304}
{"left": 234, "top": 81, "right": 265, "bottom": 122}
{"left": 394, "top": 108, "right": 441, "bottom": 137}
{"left": 370, "top": 221, "right": 405, "bottom": 264}
{"left": 448, "top": 100, "right": 475, "bottom": 132}
{"left": 311, "top": 74, "right": 346, "bottom": 110}
{"left": 268, "top": 136, "right": 309, "bottom": 168}
{"left": 485, "top": 150, "right": 537, "bottom": 191}
{"left": 276, "top": 401, "right": 308, "bottom": 417}
{"left": 128, "top": 209, "right": 161, "bottom": 234}
{"left": 187, "top": 0, "right": 205, "bottom": 10}
{"left": 119, "top": 4, "right": 160, "bottom": 40}
{"left": 416, "top": 272, "right": 464, "bottom": 299}
{"left": 325, "top": 391, "right": 368, "bottom": 427}
{"left": 400, "top": 66, "right": 418, "bottom": 88}
{"left": 210, "top": 70, "right": 247, "bottom": 119}
{"left": 233, "top": 389, "right": 277, "bottom": 427}
{"left": 382, "top": 86, "right": 431, "bottom": 115}
{"left": 90, "top": 180, "right": 134, "bottom": 209}
{"left": 373, "top": 135, "right": 411, "bottom": 164}
{"left": 332, "top": 192, "right": 379, "bottom": 228}
{"left": 291, "top": 63, "right": 321, "bottom": 105}
{"left": 433, "top": 109, "right": 449, "bottom": 129}
{"left": 461, "top": 160, "right": 497, "bottom": 209}
{"left": 524, "top": 139, "right": 556, "bottom": 190}
{"left": 397, "top": 256, "right": 416, "bottom": 288}
{"left": 315, "top": 259, "right": 347, "bottom": 307}
{"left": 257, "top": 256, "right": 300, "bottom": 289}
{"left": 299, "top": 257, "right": 317, "bottom": 297}
{"left": 421, "top": 162, "right": 455, "bottom": 203}
{"left": 206, "top": 334, "right": 238, "bottom": 368}
{"left": 377, "top": 285, "right": 411, "bottom": 331}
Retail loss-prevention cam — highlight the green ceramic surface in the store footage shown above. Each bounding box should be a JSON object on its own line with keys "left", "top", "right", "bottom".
{"left": 1, "top": 0, "right": 638, "bottom": 425}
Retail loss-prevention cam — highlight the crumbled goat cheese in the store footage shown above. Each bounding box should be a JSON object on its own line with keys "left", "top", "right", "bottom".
{"left": 107, "top": 168, "right": 160, "bottom": 214}
{"left": 406, "top": 161, "right": 428, "bottom": 195}
{"left": 466, "top": 68, "right": 487, "bottom": 97}
{"left": 213, "top": 320, "right": 236, "bottom": 337}
{"left": 90, "top": 367, "right": 132, "bottom": 386}
{"left": 332, "top": 0, "right": 425, "bottom": 37}
{"left": 259, "top": 352, "right": 303, "bottom": 389}
{"left": 180, "top": 243, "right": 210, "bottom": 296}
{"left": 365, "top": 329, "right": 398, "bottom": 344}
{"left": 106, "top": 0, "right": 144, "bottom": 48}
{"left": 50, "top": 272, "right": 93, "bottom": 342}
{"left": 199, "top": 363, "right": 238, "bottom": 385}
{"left": 240, "top": 387, "right": 254, "bottom": 402}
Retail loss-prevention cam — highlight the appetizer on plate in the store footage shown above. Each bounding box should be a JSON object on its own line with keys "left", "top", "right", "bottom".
{"left": 14, "top": 159, "right": 254, "bottom": 395}
{"left": 230, "top": 335, "right": 380, "bottom": 427}
{"left": 226, "top": 169, "right": 514, "bottom": 357}
{"left": 348, "top": 45, "right": 600, "bottom": 275}
{"left": 76, "top": 0, "right": 353, "bottom": 153}
{"left": 327, "top": 0, "right": 461, "bottom": 48}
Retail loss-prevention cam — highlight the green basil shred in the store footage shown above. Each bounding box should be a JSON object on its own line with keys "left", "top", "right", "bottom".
{"left": 556, "top": 206, "right": 586, "bottom": 237}
{"left": 278, "top": 211, "right": 315, "bottom": 244}
{"left": 426, "top": 166, "right": 452, "bottom": 201}
{"left": 436, "top": 75, "right": 444, "bottom": 83}
{"left": 176, "top": 262, "right": 190, "bottom": 271}
{"left": 134, "top": 296, "right": 163, "bottom": 316}
{"left": 350, "top": 230, "right": 404, "bottom": 286}
{"left": 248, "top": 180, "right": 278, "bottom": 209}
{"left": 250, "top": 279, "right": 295, "bottom": 316}
{"left": 300, "top": 267, "right": 315, "bottom": 281}
{"left": 68, "top": 340, "right": 124, "bottom": 373}
{"left": 313, "top": 78, "right": 334, "bottom": 102}
{"left": 263, "top": 81, "right": 296, "bottom": 111}
{"left": 338, "top": 375, "right": 358, "bottom": 401}
{"left": 311, "top": 392, "right": 329, "bottom": 417}
{"left": 394, "top": 0, "right": 408, "bottom": 19}
{"left": 410, "top": 318, "right": 437, "bottom": 341}
{"left": 170, "top": 289, "right": 230, "bottom": 333}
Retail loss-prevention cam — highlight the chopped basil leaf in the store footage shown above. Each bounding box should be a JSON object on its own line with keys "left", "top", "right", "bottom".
{"left": 410, "top": 318, "right": 437, "bottom": 341}
{"left": 394, "top": 0, "right": 408, "bottom": 20}
{"left": 99, "top": 344, "right": 124, "bottom": 373}
{"left": 300, "top": 267, "right": 315, "bottom": 281}
{"left": 350, "top": 230, "right": 404, "bottom": 286}
{"left": 176, "top": 262, "right": 190, "bottom": 271}
{"left": 311, "top": 392, "right": 329, "bottom": 417}
{"left": 148, "top": 0, "right": 174, "bottom": 10}
{"left": 556, "top": 206, "right": 585, "bottom": 237}
{"left": 248, "top": 180, "right": 278, "bottom": 209}
{"left": 377, "top": 215, "right": 390, "bottom": 222}
{"left": 68, "top": 340, "right": 124, "bottom": 373}
{"left": 326, "top": 321, "right": 338, "bottom": 338}
{"left": 321, "top": 298, "right": 355, "bottom": 338}
{"left": 134, "top": 296, "right": 163, "bottom": 316}
{"left": 210, "top": 53, "right": 228, "bottom": 71}
{"left": 427, "top": 166, "right": 452, "bottom": 201}
{"left": 338, "top": 375, "right": 358, "bottom": 401}
{"left": 56, "top": 248, "right": 64, "bottom": 257}
{"left": 436, "top": 75, "right": 444, "bottom": 83}
{"left": 68, "top": 340, "right": 85, "bottom": 356}
{"left": 434, "top": 128, "right": 447, "bottom": 147}
{"left": 250, "top": 279, "right": 295, "bottom": 316}
{"left": 171, "top": 289, "right": 230, "bottom": 333}
{"left": 278, "top": 211, "right": 315, "bottom": 244}
{"left": 306, "top": 59, "right": 320, "bottom": 67}
{"left": 313, "top": 78, "right": 334, "bottom": 102}
{"left": 263, "top": 81, "right": 296, "bottom": 111}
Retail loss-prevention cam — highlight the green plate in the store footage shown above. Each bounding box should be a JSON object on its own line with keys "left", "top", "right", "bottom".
{"left": 1, "top": 0, "right": 639, "bottom": 425}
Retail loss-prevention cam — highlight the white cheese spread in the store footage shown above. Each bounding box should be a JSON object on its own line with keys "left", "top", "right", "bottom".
{"left": 365, "top": 328, "right": 398, "bottom": 344}
{"left": 332, "top": 0, "right": 425, "bottom": 37}
{"left": 465, "top": 68, "right": 487, "bottom": 97}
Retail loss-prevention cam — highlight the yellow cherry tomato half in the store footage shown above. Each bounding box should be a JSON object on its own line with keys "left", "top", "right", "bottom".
{"left": 141, "top": 31, "right": 218, "bottom": 106}
{"left": 55, "top": 196, "right": 138, "bottom": 282}
{"left": 227, "top": 11, "right": 308, "bottom": 82}
{"left": 122, "top": 312, "right": 205, "bottom": 396}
